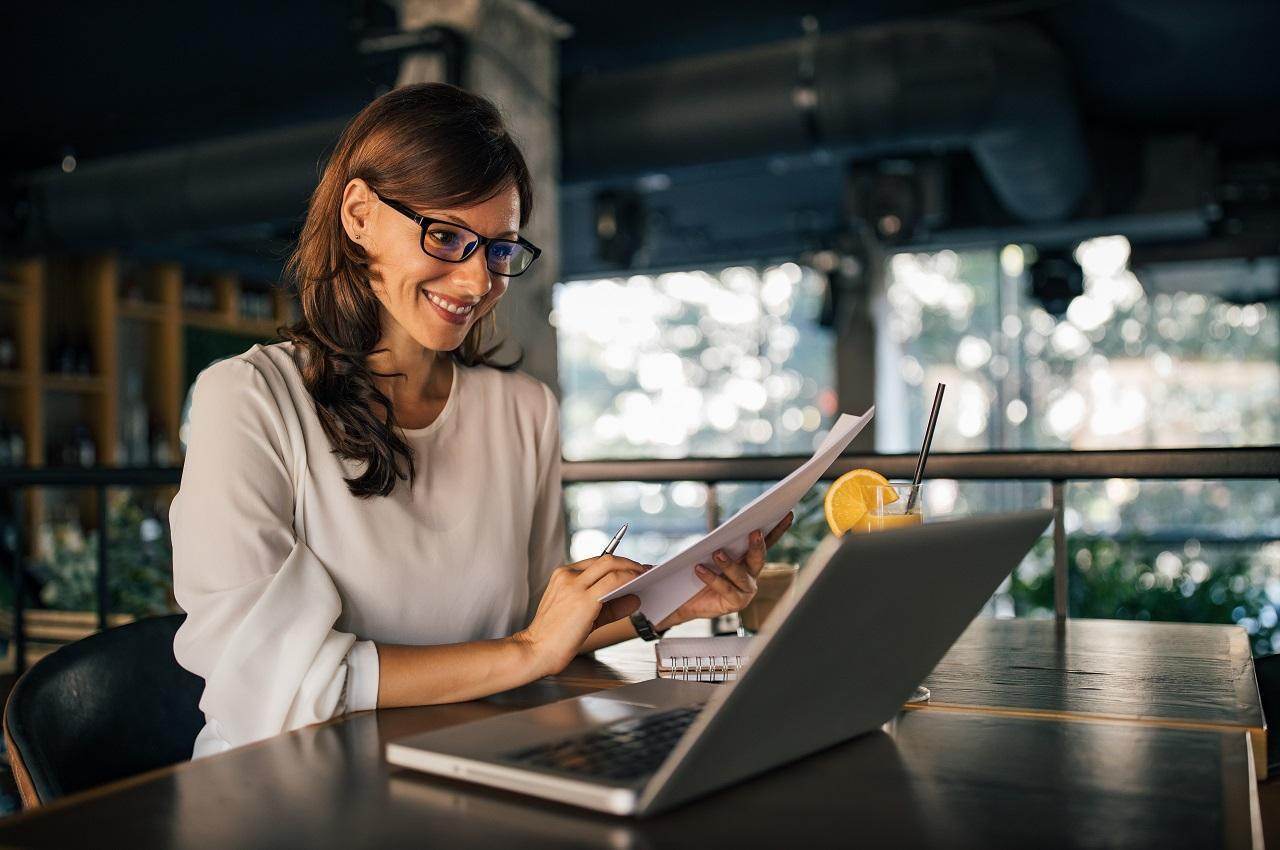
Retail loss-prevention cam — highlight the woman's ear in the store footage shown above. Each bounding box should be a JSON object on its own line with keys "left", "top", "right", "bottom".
{"left": 340, "top": 178, "right": 377, "bottom": 249}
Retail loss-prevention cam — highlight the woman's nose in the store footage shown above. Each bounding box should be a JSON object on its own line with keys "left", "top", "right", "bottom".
{"left": 451, "top": 249, "right": 493, "bottom": 297}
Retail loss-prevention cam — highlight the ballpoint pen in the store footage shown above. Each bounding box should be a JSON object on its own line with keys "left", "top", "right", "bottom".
{"left": 602, "top": 522, "right": 628, "bottom": 555}
{"left": 600, "top": 521, "right": 665, "bottom": 641}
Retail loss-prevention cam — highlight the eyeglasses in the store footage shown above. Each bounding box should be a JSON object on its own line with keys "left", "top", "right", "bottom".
{"left": 377, "top": 195, "right": 542, "bottom": 277}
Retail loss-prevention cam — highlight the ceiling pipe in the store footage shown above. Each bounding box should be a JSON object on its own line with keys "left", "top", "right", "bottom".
{"left": 17, "top": 118, "right": 349, "bottom": 246}
{"left": 11, "top": 20, "right": 1090, "bottom": 246}
{"left": 564, "top": 20, "right": 1091, "bottom": 222}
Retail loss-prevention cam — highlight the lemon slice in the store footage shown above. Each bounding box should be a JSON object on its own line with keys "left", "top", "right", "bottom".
{"left": 823, "top": 469, "right": 897, "bottom": 536}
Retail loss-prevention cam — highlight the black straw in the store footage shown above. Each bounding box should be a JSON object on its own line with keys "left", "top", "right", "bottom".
{"left": 905, "top": 383, "right": 945, "bottom": 512}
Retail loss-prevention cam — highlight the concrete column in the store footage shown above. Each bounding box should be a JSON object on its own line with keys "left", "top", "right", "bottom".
{"left": 396, "top": 0, "right": 569, "bottom": 396}
{"left": 832, "top": 226, "right": 882, "bottom": 452}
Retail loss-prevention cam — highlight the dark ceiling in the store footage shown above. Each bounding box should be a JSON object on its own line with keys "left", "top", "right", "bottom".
{"left": 3, "top": 0, "right": 1278, "bottom": 278}
{"left": 4, "top": 0, "right": 1278, "bottom": 176}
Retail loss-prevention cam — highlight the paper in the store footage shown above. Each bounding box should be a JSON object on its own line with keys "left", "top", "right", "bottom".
{"left": 599, "top": 408, "right": 874, "bottom": 624}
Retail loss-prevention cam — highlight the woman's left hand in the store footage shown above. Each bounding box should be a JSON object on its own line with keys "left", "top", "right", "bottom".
{"left": 656, "top": 511, "right": 795, "bottom": 631}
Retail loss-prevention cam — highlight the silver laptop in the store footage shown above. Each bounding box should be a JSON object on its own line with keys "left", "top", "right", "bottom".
{"left": 386, "top": 509, "right": 1052, "bottom": 817}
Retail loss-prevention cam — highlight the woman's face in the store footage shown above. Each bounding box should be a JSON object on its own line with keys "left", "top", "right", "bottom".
{"left": 347, "top": 180, "right": 521, "bottom": 354}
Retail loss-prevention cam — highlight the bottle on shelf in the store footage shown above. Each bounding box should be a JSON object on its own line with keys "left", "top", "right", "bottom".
{"left": 150, "top": 415, "right": 173, "bottom": 466}
{"left": 183, "top": 277, "right": 215, "bottom": 311}
{"left": 74, "top": 424, "right": 96, "bottom": 467}
{"left": 124, "top": 369, "right": 148, "bottom": 466}
{"left": 8, "top": 421, "right": 23, "bottom": 466}
{"left": 74, "top": 338, "right": 92, "bottom": 374}
{"left": 0, "top": 332, "right": 16, "bottom": 369}
{"left": 52, "top": 335, "right": 76, "bottom": 374}
{"left": 242, "top": 288, "right": 273, "bottom": 321}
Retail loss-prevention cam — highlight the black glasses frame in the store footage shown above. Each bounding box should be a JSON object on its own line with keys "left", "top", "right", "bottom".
{"left": 377, "top": 195, "right": 542, "bottom": 277}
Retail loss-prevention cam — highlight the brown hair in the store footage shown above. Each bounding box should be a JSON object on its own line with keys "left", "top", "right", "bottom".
{"left": 280, "top": 83, "right": 531, "bottom": 498}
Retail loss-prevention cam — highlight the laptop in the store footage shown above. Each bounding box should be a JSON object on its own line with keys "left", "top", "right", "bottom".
{"left": 386, "top": 509, "right": 1052, "bottom": 817}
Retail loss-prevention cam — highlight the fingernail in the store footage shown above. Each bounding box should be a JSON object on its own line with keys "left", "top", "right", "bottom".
{"left": 753, "top": 531, "right": 763, "bottom": 543}
{"left": 694, "top": 563, "right": 708, "bottom": 575}
{"left": 713, "top": 550, "right": 726, "bottom": 561}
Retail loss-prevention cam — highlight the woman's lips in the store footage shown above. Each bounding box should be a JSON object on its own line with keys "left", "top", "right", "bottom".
{"left": 422, "top": 289, "right": 471, "bottom": 326}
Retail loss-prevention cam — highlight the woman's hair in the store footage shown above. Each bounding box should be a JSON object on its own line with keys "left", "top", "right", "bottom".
{"left": 280, "top": 82, "right": 531, "bottom": 499}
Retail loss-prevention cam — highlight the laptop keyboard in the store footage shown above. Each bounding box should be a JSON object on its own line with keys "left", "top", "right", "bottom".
{"left": 503, "top": 705, "right": 704, "bottom": 781}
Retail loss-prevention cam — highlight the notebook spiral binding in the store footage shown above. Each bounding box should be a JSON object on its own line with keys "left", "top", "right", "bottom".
{"left": 671, "top": 654, "right": 744, "bottom": 673}
{"left": 660, "top": 655, "right": 745, "bottom": 681}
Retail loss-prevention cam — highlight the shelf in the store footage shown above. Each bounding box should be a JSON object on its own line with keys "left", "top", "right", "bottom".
{"left": 0, "top": 608, "right": 134, "bottom": 643}
{"left": 0, "top": 369, "right": 27, "bottom": 388}
{"left": 184, "top": 309, "right": 279, "bottom": 337}
{"left": 118, "top": 300, "right": 170, "bottom": 322}
{"left": 43, "top": 373, "right": 105, "bottom": 394}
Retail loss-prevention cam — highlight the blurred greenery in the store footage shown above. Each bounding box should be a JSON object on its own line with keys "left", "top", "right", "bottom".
{"left": 1004, "top": 535, "right": 1280, "bottom": 656}
{"left": 766, "top": 484, "right": 830, "bottom": 568}
{"left": 752, "top": 483, "right": 1280, "bottom": 656}
{"left": 32, "top": 491, "right": 174, "bottom": 617}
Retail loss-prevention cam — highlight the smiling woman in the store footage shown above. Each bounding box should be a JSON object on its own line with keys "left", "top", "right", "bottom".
{"left": 281, "top": 82, "right": 536, "bottom": 498}
{"left": 168, "top": 83, "right": 787, "bottom": 763}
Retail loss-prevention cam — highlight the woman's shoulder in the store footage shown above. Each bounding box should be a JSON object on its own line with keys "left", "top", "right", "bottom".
{"left": 190, "top": 342, "right": 304, "bottom": 418}
{"left": 465, "top": 361, "right": 557, "bottom": 420}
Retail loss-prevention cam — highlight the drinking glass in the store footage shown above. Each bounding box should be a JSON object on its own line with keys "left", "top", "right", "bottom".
{"left": 848, "top": 481, "right": 930, "bottom": 703}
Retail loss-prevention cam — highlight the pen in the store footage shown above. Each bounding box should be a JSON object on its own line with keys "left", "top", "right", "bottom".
{"left": 602, "top": 522, "right": 628, "bottom": 555}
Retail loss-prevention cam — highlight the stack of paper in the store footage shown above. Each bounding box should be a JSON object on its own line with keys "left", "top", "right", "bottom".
{"left": 598, "top": 408, "right": 873, "bottom": 624}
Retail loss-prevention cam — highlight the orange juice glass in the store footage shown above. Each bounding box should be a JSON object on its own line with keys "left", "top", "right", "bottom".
{"left": 848, "top": 482, "right": 924, "bottom": 535}
{"left": 851, "top": 481, "right": 929, "bottom": 704}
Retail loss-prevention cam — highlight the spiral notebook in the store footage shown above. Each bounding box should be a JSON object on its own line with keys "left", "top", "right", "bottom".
{"left": 655, "top": 635, "right": 755, "bottom": 679}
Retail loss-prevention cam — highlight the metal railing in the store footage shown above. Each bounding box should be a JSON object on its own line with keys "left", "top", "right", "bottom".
{"left": 564, "top": 446, "right": 1280, "bottom": 622}
{"left": 1, "top": 446, "right": 1277, "bottom": 673}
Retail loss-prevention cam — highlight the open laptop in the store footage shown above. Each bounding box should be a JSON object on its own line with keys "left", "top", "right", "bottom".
{"left": 386, "top": 509, "right": 1052, "bottom": 817}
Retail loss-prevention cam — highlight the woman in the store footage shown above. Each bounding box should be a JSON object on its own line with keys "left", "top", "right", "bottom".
{"left": 170, "top": 82, "right": 793, "bottom": 759}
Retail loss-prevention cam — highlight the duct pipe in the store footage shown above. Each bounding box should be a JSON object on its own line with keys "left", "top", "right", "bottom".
{"left": 19, "top": 118, "right": 349, "bottom": 245}
{"left": 564, "top": 21, "right": 1091, "bottom": 222}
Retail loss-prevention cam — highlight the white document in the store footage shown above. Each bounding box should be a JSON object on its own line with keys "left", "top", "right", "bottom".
{"left": 599, "top": 407, "right": 874, "bottom": 625}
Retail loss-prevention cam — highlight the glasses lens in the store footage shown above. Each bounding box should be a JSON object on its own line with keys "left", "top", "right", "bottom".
{"left": 486, "top": 241, "right": 535, "bottom": 276}
{"left": 421, "top": 222, "right": 477, "bottom": 261}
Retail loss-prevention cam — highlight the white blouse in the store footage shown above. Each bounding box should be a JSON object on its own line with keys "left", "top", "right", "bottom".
{"left": 169, "top": 340, "right": 568, "bottom": 759}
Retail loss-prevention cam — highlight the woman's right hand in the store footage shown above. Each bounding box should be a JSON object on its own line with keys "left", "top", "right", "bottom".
{"left": 516, "top": 555, "right": 647, "bottom": 676}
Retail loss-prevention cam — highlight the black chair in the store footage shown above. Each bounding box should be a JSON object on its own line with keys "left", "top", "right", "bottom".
{"left": 3, "top": 613, "right": 205, "bottom": 807}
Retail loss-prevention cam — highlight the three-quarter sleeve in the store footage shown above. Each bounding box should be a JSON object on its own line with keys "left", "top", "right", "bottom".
{"left": 170, "top": 357, "right": 375, "bottom": 757}
{"left": 523, "top": 382, "right": 569, "bottom": 628}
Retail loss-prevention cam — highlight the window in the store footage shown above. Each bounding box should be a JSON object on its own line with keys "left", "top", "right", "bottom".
{"left": 554, "top": 264, "right": 837, "bottom": 461}
{"left": 877, "top": 237, "right": 1279, "bottom": 648}
{"left": 553, "top": 264, "right": 836, "bottom": 565}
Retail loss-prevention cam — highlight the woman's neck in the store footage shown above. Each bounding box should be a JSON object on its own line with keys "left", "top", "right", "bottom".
{"left": 367, "top": 330, "right": 451, "bottom": 409}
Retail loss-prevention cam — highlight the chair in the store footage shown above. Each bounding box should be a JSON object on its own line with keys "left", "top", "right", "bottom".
{"left": 3, "top": 613, "right": 206, "bottom": 807}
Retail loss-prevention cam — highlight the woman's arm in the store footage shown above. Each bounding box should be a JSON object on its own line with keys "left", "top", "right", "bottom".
{"left": 375, "top": 556, "right": 643, "bottom": 708}
{"left": 572, "top": 513, "right": 795, "bottom": 655}
{"left": 575, "top": 610, "right": 680, "bottom": 654}
{"left": 374, "top": 636, "right": 539, "bottom": 708}
{"left": 172, "top": 358, "right": 369, "bottom": 750}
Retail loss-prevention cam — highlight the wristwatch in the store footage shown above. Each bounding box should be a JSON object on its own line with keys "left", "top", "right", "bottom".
{"left": 630, "top": 611, "right": 667, "bottom": 642}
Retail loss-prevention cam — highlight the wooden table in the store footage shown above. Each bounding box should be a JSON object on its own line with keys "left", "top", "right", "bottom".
{"left": 595, "top": 617, "right": 1269, "bottom": 776}
{"left": 915, "top": 618, "right": 1268, "bottom": 772}
{"left": 0, "top": 618, "right": 1265, "bottom": 849}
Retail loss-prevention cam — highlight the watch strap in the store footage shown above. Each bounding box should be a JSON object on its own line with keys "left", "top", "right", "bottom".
{"left": 630, "top": 610, "right": 666, "bottom": 642}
